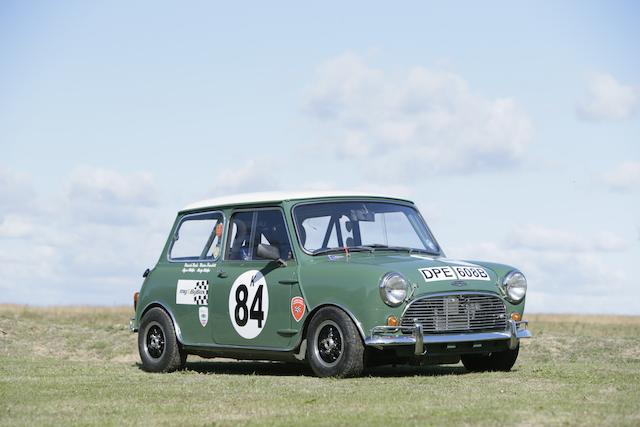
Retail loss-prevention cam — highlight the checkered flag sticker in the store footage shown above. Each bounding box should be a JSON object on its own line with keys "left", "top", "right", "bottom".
{"left": 193, "top": 280, "right": 209, "bottom": 305}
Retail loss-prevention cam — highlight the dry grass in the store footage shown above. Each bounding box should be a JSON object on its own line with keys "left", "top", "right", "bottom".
{"left": 1, "top": 305, "right": 639, "bottom": 426}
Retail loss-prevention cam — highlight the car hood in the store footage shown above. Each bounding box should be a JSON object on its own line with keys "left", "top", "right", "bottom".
{"left": 305, "top": 252, "right": 512, "bottom": 296}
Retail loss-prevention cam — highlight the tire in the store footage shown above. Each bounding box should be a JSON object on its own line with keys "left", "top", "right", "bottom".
{"left": 138, "top": 307, "right": 187, "bottom": 372}
{"left": 306, "top": 307, "right": 364, "bottom": 378}
{"left": 461, "top": 344, "right": 519, "bottom": 372}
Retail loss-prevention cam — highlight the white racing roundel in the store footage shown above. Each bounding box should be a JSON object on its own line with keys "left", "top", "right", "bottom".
{"left": 228, "top": 270, "right": 269, "bottom": 339}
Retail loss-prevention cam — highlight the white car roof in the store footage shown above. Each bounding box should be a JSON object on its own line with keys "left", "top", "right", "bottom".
{"left": 181, "top": 191, "right": 412, "bottom": 211}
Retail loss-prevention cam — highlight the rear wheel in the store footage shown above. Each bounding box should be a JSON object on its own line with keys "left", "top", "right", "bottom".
{"left": 138, "top": 307, "right": 186, "bottom": 372}
{"left": 306, "top": 307, "right": 364, "bottom": 378}
{"left": 461, "top": 344, "right": 519, "bottom": 372}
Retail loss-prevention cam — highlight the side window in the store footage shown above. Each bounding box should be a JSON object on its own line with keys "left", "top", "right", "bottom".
{"left": 226, "top": 209, "right": 293, "bottom": 261}
{"left": 226, "top": 211, "right": 254, "bottom": 261}
{"left": 254, "top": 210, "right": 293, "bottom": 260}
{"left": 170, "top": 212, "right": 224, "bottom": 261}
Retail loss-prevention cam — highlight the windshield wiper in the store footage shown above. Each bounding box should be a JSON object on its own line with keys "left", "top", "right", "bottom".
{"left": 311, "top": 246, "right": 374, "bottom": 256}
{"left": 366, "top": 245, "right": 439, "bottom": 255}
{"left": 312, "top": 245, "right": 438, "bottom": 256}
{"left": 365, "top": 244, "right": 412, "bottom": 252}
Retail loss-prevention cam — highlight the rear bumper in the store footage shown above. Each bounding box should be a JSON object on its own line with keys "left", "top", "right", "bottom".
{"left": 129, "top": 317, "right": 138, "bottom": 332}
{"left": 365, "top": 319, "right": 531, "bottom": 355}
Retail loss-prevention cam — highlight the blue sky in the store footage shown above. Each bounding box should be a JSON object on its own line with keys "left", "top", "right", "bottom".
{"left": 1, "top": 1, "right": 638, "bottom": 313}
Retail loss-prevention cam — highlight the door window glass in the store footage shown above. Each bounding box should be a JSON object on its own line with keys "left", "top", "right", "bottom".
{"left": 226, "top": 209, "right": 293, "bottom": 261}
{"left": 170, "top": 212, "right": 224, "bottom": 260}
{"left": 226, "top": 211, "right": 254, "bottom": 261}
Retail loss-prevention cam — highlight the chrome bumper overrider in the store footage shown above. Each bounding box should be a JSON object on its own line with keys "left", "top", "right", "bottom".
{"left": 364, "top": 319, "right": 532, "bottom": 355}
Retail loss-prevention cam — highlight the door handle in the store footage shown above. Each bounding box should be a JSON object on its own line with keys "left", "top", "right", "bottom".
{"left": 217, "top": 270, "right": 228, "bottom": 278}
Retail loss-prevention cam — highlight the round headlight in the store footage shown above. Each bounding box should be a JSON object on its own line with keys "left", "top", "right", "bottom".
{"left": 379, "top": 272, "right": 409, "bottom": 307}
{"left": 503, "top": 270, "right": 527, "bottom": 303}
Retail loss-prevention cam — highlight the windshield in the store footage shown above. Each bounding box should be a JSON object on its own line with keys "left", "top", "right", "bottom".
{"left": 293, "top": 201, "right": 440, "bottom": 255}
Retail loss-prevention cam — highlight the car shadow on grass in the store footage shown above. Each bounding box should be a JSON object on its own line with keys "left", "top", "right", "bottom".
{"left": 162, "top": 360, "right": 468, "bottom": 377}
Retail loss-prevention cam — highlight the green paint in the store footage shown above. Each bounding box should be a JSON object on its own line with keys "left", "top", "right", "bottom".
{"left": 133, "top": 195, "right": 528, "bottom": 361}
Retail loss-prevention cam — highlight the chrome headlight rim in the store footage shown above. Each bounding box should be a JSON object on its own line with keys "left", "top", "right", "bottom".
{"left": 502, "top": 270, "right": 527, "bottom": 303}
{"left": 379, "top": 271, "right": 409, "bottom": 307}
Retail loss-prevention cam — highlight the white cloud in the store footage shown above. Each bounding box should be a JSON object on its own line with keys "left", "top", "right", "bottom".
{"left": 0, "top": 215, "right": 36, "bottom": 238}
{"left": 66, "top": 166, "right": 160, "bottom": 226}
{"left": 577, "top": 72, "right": 639, "bottom": 121}
{"left": 303, "top": 52, "right": 534, "bottom": 176}
{"left": 0, "top": 166, "right": 168, "bottom": 305}
{"left": 506, "top": 224, "right": 628, "bottom": 252}
{"left": 0, "top": 166, "right": 35, "bottom": 216}
{"left": 68, "top": 166, "right": 158, "bottom": 206}
{"left": 602, "top": 161, "right": 640, "bottom": 192}
{"left": 449, "top": 225, "right": 637, "bottom": 314}
{"left": 207, "top": 159, "right": 280, "bottom": 197}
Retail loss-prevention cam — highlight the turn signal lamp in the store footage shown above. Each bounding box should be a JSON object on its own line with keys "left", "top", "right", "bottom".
{"left": 134, "top": 292, "right": 139, "bottom": 310}
{"left": 387, "top": 315, "right": 398, "bottom": 327}
{"left": 511, "top": 312, "right": 521, "bottom": 322}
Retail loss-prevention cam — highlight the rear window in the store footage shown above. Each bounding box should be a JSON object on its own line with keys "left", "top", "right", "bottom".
{"left": 169, "top": 212, "right": 224, "bottom": 261}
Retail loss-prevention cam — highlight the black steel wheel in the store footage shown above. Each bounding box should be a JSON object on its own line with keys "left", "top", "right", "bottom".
{"left": 138, "top": 307, "right": 187, "bottom": 372}
{"left": 306, "top": 307, "right": 364, "bottom": 378}
{"left": 461, "top": 344, "right": 519, "bottom": 372}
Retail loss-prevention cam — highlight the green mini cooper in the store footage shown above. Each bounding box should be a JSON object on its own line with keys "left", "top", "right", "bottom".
{"left": 130, "top": 192, "right": 531, "bottom": 377}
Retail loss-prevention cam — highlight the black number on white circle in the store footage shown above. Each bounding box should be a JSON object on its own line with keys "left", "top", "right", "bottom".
{"left": 234, "top": 285, "right": 249, "bottom": 327}
{"left": 234, "top": 284, "right": 264, "bottom": 329}
{"left": 250, "top": 284, "right": 264, "bottom": 328}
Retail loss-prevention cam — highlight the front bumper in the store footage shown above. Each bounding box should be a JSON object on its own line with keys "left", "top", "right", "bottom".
{"left": 365, "top": 319, "right": 531, "bottom": 355}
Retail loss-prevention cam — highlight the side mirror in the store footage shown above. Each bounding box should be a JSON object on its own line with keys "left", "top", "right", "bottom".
{"left": 256, "top": 244, "right": 287, "bottom": 266}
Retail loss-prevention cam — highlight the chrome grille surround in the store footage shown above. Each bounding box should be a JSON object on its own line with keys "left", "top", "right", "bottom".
{"left": 401, "top": 292, "right": 507, "bottom": 334}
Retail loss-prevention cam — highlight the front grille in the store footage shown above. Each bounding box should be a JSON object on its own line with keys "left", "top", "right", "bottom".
{"left": 401, "top": 293, "right": 507, "bottom": 334}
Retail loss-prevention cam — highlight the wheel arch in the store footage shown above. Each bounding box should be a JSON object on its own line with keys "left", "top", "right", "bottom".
{"left": 300, "top": 303, "right": 366, "bottom": 344}
{"left": 139, "top": 301, "right": 184, "bottom": 344}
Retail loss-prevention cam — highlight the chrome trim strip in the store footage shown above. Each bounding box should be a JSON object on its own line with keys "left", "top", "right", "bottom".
{"left": 140, "top": 301, "right": 184, "bottom": 343}
{"left": 331, "top": 303, "right": 367, "bottom": 341}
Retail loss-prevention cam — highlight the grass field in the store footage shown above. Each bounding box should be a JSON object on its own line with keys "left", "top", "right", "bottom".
{"left": 1, "top": 306, "right": 639, "bottom": 426}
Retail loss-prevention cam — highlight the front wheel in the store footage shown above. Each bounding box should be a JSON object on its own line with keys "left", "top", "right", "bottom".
{"left": 461, "top": 344, "right": 519, "bottom": 372}
{"left": 306, "top": 307, "right": 364, "bottom": 378}
{"left": 138, "top": 307, "right": 187, "bottom": 372}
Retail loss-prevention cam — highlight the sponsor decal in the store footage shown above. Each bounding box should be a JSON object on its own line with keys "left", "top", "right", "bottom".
{"left": 327, "top": 255, "right": 344, "bottom": 261}
{"left": 228, "top": 270, "right": 269, "bottom": 339}
{"left": 176, "top": 280, "right": 209, "bottom": 305}
{"left": 419, "top": 266, "right": 490, "bottom": 282}
{"left": 290, "top": 296, "right": 305, "bottom": 322}
{"left": 199, "top": 306, "right": 208, "bottom": 327}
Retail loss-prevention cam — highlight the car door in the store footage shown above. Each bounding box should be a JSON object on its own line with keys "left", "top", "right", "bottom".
{"left": 210, "top": 207, "right": 297, "bottom": 349}
{"left": 165, "top": 210, "right": 224, "bottom": 345}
